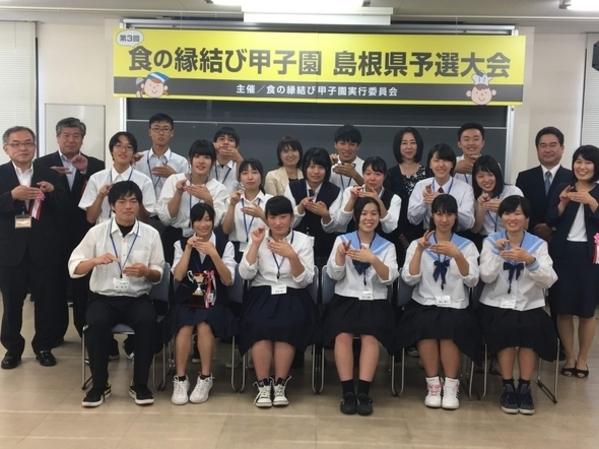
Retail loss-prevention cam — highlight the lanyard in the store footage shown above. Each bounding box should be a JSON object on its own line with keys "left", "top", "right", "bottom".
{"left": 188, "top": 176, "right": 207, "bottom": 212}
{"left": 109, "top": 221, "right": 140, "bottom": 277}
{"left": 107, "top": 169, "right": 134, "bottom": 217}
{"left": 217, "top": 164, "right": 232, "bottom": 185}
{"left": 462, "top": 174, "right": 470, "bottom": 184}
{"left": 431, "top": 178, "right": 454, "bottom": 195}
{"left": 356, "top": 234, "right": 377, "bottom": 285}
{"left": 242, "top": 197, "right": 261, "bottom": 243}
{"left": 271, "top": 231, "right": 295, "bottom": 280}
{"left": 486, "top": 211, "right": 499, "bottom": 233}
{"left": 146, "top": 153, "right": 169, "bottom": 190}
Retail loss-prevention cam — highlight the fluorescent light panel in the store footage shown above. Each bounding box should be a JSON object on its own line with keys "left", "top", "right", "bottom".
{"left": 212, "top": 0, "right": 365, "bottom": 7}
{"left": 243, "top": 11, "right": 391, "bottom": 25}
{"left": 561, "top": 0, "right": 599, "bottom": 11}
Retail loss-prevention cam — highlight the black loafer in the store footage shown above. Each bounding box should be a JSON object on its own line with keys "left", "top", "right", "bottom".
{"left": 340, "top": 392, "right": 357, "bottom": 415}
{"left": 355, "top": 393, "right": 373, "bottom": 416}
{"left": 36, "top": 350, "right": 56, "bottom": 367}
{"left": 1, "top": 354, "right": 21, "bottom": 370}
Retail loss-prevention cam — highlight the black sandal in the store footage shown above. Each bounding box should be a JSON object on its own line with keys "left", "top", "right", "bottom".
{"left": 561, "top": 365, "right": 577, "bottom": 377}
{"left": 575, "top": 365, "right": 589, "bottom": 378}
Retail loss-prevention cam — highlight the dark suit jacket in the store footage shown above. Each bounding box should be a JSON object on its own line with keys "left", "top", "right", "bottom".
{"left": 515, "top": 165, "right": 573, "bottom": 233}
{"left": 546, "top": 182, "right": 599, "bottom": 259}
{"left": 35, "top": 151, "right": 104, "bottom": 250}
{"left": 0, "top": 162, "right": 69, "bottom": 267}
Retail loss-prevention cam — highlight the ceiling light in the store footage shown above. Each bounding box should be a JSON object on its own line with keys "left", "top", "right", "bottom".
{"left": 560, "top": 0, "right": 599, "bottom": 11}
{"left": 209, "top": 0, "right": 366, "bottom": 6}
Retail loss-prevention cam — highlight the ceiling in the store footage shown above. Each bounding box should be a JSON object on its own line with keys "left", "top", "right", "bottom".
{"left": 0, "top": 0, "right": 598, "bottom": 33}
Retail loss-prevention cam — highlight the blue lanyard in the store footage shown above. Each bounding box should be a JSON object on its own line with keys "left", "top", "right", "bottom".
{"left": 271, "top": 231, "right": 295, "bottom": 280}
{"left": 188, "top": 176, "right": 206, "bottom": 212}
{"left": 109, "top": 221, "right": 140, "bottom": 277}
{"left": 242, "top": 197, "right": 261, "bottom": 243}
{"left": 107, "top": 169, "right": 134, "bottom": 218}
{"left": 146, "top": 153, "right": 169, "bottom": 190}
{"left": 463, "top": 174, "right": 470, "bottom": 184}
{"left": 486, "top": 211, "right": 499, "bottom": 233}
{"left": 431, "top": 178, "right": 454, "bottom": 194}
{"left": 357, "top": 234, "right": 377, "bottom": 285}
{"left": 217, "top": 164, "right": 232, "bottom": 184}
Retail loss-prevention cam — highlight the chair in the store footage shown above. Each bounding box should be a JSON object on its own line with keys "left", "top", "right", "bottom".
{"left": 391, "top": 268, "right": 414, "bottom": 396}
{"left": 81, "top": 262, "right": 171, "bottom": 391}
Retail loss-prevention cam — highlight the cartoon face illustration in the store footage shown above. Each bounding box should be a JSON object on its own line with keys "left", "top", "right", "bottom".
{"left": 467, "top": 73, "right": 496, "bottom": 106}
{"left": 136, "top": 72, "right": 169, "bottom": 98}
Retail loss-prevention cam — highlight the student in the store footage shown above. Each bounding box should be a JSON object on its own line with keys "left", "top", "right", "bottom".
{"left": 134, "top": 113, "right": 189, "bottom": 199}
{"left": 167, "top": 203, "right": 238, "bottom": 405}
{"left": 238, "top": 196, "right": 319, "bottom": 408}
{"left": 264, "top": 136, "right": 304, "bottom": 196}
{"left": 454, "top": 123, "right": 486, "bottom": 186}
{"left": 324, "top": 197, "right": 399, "bottom": 416}
{"left": 478, "top": 195, "right": 557, "bottom": 415}
{"left": 408, "top": 144, "right": 475, "bottom": 232}
{"left": 79, "top": 132, "right": 155, "bottom": 225}
{"left": 210, "top": 126, "right": 244, "bottom": 194}
{"left": 222, "top": 159, "right": 273, "bottom": 262}
{"left": 284, "top": 147, "right": 342, "bottom": 267}
{"left": 398, "top": 195, "right": 480, "bottom": 410}
{"left": 329, "top": 124, "right": 364, "bottom": 190}
{"left": 69, "top": 181, "right": 165, "bottom": 407}
{"left": 156, "top": 139, "right": 228, "bottom": 264}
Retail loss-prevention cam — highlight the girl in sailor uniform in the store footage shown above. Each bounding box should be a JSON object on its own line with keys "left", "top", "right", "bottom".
{"left": 478, "top": 195, "right": 557, "bottom": 415}
{"left": 398, "top": 194, "right": 481, "bottom": 410}
{"left": 324, "top": 197, "right": 399, "bottom": 416}
{"left": 239, "top": 196, "right": 319, "bottom": 408}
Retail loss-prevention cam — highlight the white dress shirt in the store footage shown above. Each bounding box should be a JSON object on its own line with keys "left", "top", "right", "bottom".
{"left": 225, "top": 191, "right": 273, "bottom": 250}
{"left": 541, "top": 164, "right": 560, "bottom": 188}
{"left": 134, "top": 148, "right": 189, "bottom": 199}
{"left": 155, "top": 174, "right": 228, "bottom": 235}
{"left": 329, "top": 156, "right": 364, "bottom": 191}
{"left": 210, "top": 160, "right": 238, "bottom": 194}
{"left": 59, "top": 152, "right": 77, "bottom": 189}
{"left": 408, "top": 176, "right": 475, "bottom": 231}
{"left": 68, "top": 219, "right": 164, "bottom": 297}
{"left": 283, "top": 181, "right": 342, "bottom": 232}
{"left": 78, "top": 166, "right": 156, "bottom": 224}
{"left": 13, "top": 162, "right": 34, "bottom": 210}
{"left": 327, "top": 235, "right": 399, "bottom": 300}
{"left": 567, "top": 204, "right": 587, "bottom": 242}
{"left": 335, "top": 186, "right": 402, "bottom": 234}
{"left": 239, "top": 230, "right": 315, "bottom": 289}
{"left": 476, "top": 185, "right": 524, "bottom": 235}
{"left": 402, "top": 237, "right": 480, "bottom": 309}
{"left": 479, "top": 233, "right": 557, "bottom": 311}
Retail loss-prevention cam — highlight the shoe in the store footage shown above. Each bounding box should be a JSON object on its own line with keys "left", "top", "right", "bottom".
{"left": 191, "top": 348, "right": 200, "bottom": 364}
{"left": 424, "top": 377, "right": 442, "bottom": 408}
{"left": 407, "top": 347, "right": 419, "bottom": 358}
{"left": 253, "top": 378, "right": 273, "bottom": 408}
{"left": 576, "top": 364, "right": 589, "bottom": 379}
{"left": 273, "top": 376, "right": 290, "bottom": 407}
{"left": 190, "top": 375, "right": 213, "bottom": 404}
{"left": 171, "top": 376, "right": 190, "bottom": 405}
{"left": 36, "top": 350, "right": 56, "bottom": 367}
{"left": 561, "top": 364, "right": 577, "bottom": 377}
{"left": 340, "top": 392, "right": 357, "bottom": 415}
{"left": 1, "top": 354, "right": 21, "bottom": 370}
{"left": 355, "top": 393, "right": 373, "bottom": 416}
{"left": 129, "top": 383, "right": 154, "bottom": 405}
{"left": 125, "top": 351, "right": 134, "bottom": 364}
{"left": 442, "top": 378, "right": 460, "bottom": 410}
{"left": 225, "top": 348, "right": 242, "bottom": 368}
{"left": 500, "top": 384, "right": 518, "bottom": 414}
{"left": 82, "top": 382, "right": 111, "bottom": 408}
{"left": 516, "top": 383, "right": 535, "bottom": 415}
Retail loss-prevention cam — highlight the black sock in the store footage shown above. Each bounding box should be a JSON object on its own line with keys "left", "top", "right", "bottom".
{"left": 199, "top": 373, "right": 210, "bottom": 380}
{"left": 502, "top": 378, "right": 515, "bottom": 389}
{"left": 341, "top": 379, "right": 354, "bottom": 395}
{"left": 357, "top": 379, "right": 371, "bottom": 396}
{"left": 275, "top": 377, "right": 288, "bottom": 385}
{"left": 176, "top": 375, "right": 188, "bottom": 381}
{"left": 518, "top": 378, "right": 530, "bottom": 387}
{"left": 258, "top": 377, "right": 271, "bottom": 386}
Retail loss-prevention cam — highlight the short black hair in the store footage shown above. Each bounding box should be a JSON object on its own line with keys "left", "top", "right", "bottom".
{"left": 108, "top": 181, "right": 143, "bottom": 206}
{"left": 213, "top": 126, "right": 240, "bottom": 147}
{"left": 362, "top": 156, "right": 387, "bottom": 174}
{"left": 276, "top": 136, "right": 303, "bottom": 167}
{"left": 429, "top": 194, "right": 459, "bottom": 233}
{"left": 264, "top": 195, "right": 293, "bottom": 217}
{"left": 572, "top": 145, "right": 599, "bottom": 183}
{"left": 458, "top": 123, "right": 485, "bottom": 140}
{"left": 392, "top": 127, "right": 424, "bottom": 163}
{"left": 149, "top": 113, "right": 174, "bottom": 129}
{"left": 56, "top": 117, "right": 86, "bottom": 138}
{"left": 188, "top": 139, "right": 216, "bottom": 163}
{"left": 190, "top": 202, "right": 215, "bottom": 224}
{"left": 498, "top": 195, "right": 530, "bottom": 219}
{"left": 334, "top": 124, "right": 362, "bottom": 144}
{"left": 352, "top": 197, "right": 381, "bottom": 224}
{"left": 427, "top": 143, "right": 456, "bottom": 175}
{"left": 238, "top": 158, "right": 264, "bottom": 185}
{"left": 109, "top": 132, "right": 138, "bottom": 154}
{"left": 302, "top": 147, "right": 332, "bottom": 181}
{"left": 472, "top": 155, "right": 504, "bottom": 199}
{"left": 535, "top": 126, "right": 564, "bottom": 148}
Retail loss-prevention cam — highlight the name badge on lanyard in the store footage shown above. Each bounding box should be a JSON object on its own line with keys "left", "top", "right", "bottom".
{"left": 271, "top": 284, "right": 287, "bottom": 295}
{"left": 500, "top": 294, "right": 517, "bottom": 310}
{"left": 359, "top": 291, "right": 373, "bottom": 301}
{"left": 15, "top": 214, "right": 32, "bottom": 229}
{"left": 435, "top": 295, "right": 452, "bottom": 307}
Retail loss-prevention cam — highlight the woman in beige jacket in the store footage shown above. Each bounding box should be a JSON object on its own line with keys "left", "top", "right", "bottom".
{"left": 264, "top": 136, "right": 304, "bottom": 196}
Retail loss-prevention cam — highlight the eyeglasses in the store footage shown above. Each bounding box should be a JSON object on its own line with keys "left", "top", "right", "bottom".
{"left": 6, "top": 141, "right": 35, "bottom": 149}
{"left": 114, "top": 143, "right": 134, "bottom": 151}
{"left": 150, "top": 127, "right": 173, "bottom": 134}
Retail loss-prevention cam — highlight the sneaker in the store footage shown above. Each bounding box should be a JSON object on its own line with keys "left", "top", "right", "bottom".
{"left": 273, "top": 376, "right": 290, "bottom": 407}
{"left": 129, "top": 383, "right": 154, "bottom": 405}
{"left": 407, "top": 347, "right": 419, "bottom": 358}
{"left": 171, "top": 376, "right": 190, "bottom": 405}
{"left": 340, "top": 392, "right": 357, "bottom": 415}
{"left": 82, "top": 382, "right": 111, "bottom": 408}
{"left": 355, "top": 393, "right": 373, "bottom": 416}
{"left": 500, "top": 384, "right": 518, "bottom": 414}
{"left": 191, "top": 348, "right": 201, "bottom": 364}
{"left": 125, "top": 351, "right": 134, "bottom": 364}
{"left": 442, "top": 377, "right": 460, "bottom": 410}
{"left": 225, "top": 348, "right": 242, "bottom": 369}
{"left": 424, "top": 377, "right": 442, "bottom": 408}
{"left": 253, "top": 378, "right": 273, "bottom": 408}
{"left": 517, "top": 383, "right": 535, "bottom": 415}
{"left": 190, "top": 375, "right": 213, "bottom": 404}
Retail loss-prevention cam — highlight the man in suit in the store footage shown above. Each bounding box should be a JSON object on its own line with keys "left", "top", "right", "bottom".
{"left": 35, "top": 118, "right": 105, "bottom": 342}
{"left": 0, "top": 126, "right": 68, "bottom": 369}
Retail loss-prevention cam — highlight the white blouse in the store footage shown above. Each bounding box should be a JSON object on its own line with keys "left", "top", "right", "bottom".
{"left": 225, "top": 191, "right": 273, "bottom": 250}
{"left": 283, "top": 181, "right": 342, "bottom": 233}
{"left": 334, "top": 186, "right": 402, "bottom": 234}
{"left": 476, "top": 185, "right": 524, "bottom": 235}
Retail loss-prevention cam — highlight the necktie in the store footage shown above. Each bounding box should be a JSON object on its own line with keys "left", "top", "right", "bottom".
{"left": 544, "top": 171, "right": 552, "bottom": 195}
{"left": 433, "top": 259, "right": 450, "bottom": 289}
{"left": 438, "top": 187, "right": 444, "bottom": 193}
{"left": 503, "top": 261, "right": 524, "bottom": 294}
{"left": 308, "top": 189, "right": 315, "bottom": 197}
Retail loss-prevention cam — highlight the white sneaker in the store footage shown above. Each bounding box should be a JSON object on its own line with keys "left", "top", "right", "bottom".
{"left": 225, "top": 348, "right": 242, "bottom": 368}
{"left": 442, "top": 377, "right": 460, "bottom": 410}
{"left": 253, "top": 379, "right": 273, "bottom": 408}
{"left": 171, "top": 376, "right": 190, "bottom": 405}
{"left": 424, "top": 376, "right": 443, "bottom": 408}
{"left": 272, "top": 376, "right": 291, "bottom": 407}
{"left": 189, "top": 375, "right": 213, "bottom": 404}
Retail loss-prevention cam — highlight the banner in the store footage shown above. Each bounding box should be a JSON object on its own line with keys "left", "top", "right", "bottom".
{"left": 114, "top": 28, "right": 526, "bottom": 106}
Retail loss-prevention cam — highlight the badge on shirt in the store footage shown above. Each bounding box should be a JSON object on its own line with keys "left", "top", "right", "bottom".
{"left": 359, "top": 291, "right": 373, "bottom": 301}
{"left": 500, "top": 295, "right": 517, "bottom": 310}
{"left": 113, "top": 278, "right": 130, "bottom": 291}
{"left": 238, "top": 241, "right": 248, "bottom": 253}
{"left": 271, "top": 284, "right": 287, "bottom": 295}
{"left": 435, "top": 295, "right": 452, "bottom": 307}
{"left": 14, "top": 214, "right": 32, "bottom": 229}
{"left": 306, "top": 236, "right": 315, "bottom": 247}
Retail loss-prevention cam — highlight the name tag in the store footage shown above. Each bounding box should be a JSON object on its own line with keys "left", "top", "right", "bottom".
{"left": 306, "top": 236, "right": 315, "bottom": 247}
{"left": 435, "top": 295, "right": 452, "bottom": 307}
{"left": 113, "top": 278, "right": 130, "bottom": 291}
{"left": 359, "top": 291, "right": 373, "bottom": 301}
{"left": 500, "top": 297, "right": 517, "bottom": 309}
{"left": 238, "top": 241, "right": 248, "bottom": 253}
{"left": 15, "top": 214, "right": 32, "bottom": 229}
{"left": 207, "top": 291, "right": 215, "bottom": 305}
{"left": 182, "top": 228, "right": 194, "bottom": 238}
{"left": 271, "top": 284, "right": 287, "bottom": 295}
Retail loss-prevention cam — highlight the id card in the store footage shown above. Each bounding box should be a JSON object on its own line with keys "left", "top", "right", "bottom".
{"left": 306, "top": 236, "right": 315, "bottom": 247}
{"left": 359, "top": 291, "right": 373, "bottom": 301}
{"left": 15, "top": 214, "right": 32, "bottom": 229}
{"left": 271, "top": 284, "right": 287, "bottom": 295}
{"left": 500, "top": 296, "right": 517, "bottom": 310}
{"left": 113, "top": 278, "right": 130, "bottom": 291}
{"left": 435, "top": 295, "right": 451, "bottom": 307}
{"left": 238, "top": 241, "right": 248, "bottom": 253}
{"left": 207, "top": 291, "right": 216, "bottom": 305}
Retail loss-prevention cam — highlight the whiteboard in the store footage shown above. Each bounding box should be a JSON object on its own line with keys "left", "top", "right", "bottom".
{"left": 44, "top": 104, "right": 105, "bottom": 162}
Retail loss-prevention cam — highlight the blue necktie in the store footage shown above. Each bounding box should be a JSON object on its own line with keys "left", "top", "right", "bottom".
{"left": 433, "top": 259, "right": 450, "bottom": 290}
{"left": 544, "top": 171, "right": 552, "bottom": 195}
{"left": 503, "top": 262, "right": 524, "bottom": 294}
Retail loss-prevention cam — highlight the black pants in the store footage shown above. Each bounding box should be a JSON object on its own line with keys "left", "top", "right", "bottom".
{"left": 86, "top": 294, "right": 157, "bottom": 389}
{"left": 0, "top": 250, "right": 58, "bottom": 356}
{"left": 55, "top": 248, "right": 90, "bottom": 339}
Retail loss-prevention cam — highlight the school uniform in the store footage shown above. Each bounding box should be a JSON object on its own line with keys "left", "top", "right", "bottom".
{"left": 264, "top": 167, "right": 303, "bottom": 196}
{"left": 134, "top": 148, "right": 189, "bottom": 199}
{"left": 210, "top": 160, "right": 238, "bottom": 194}
{"left": 397, "top": 235, "right": 481, "bottom": 363}
{"left": 238, "top": 230, "right": 319, "bottom": 355}
{"left": 478, "top": 232, "right": 558, "bottom": 361}
{"left": 323, "top": 233, "right": 399, "bottom": 353}
{"left": 475, "top": 185, "right": 524, "bottom": 236}
{"left": 329, "top": 156, "right": 364, "bottom": 191}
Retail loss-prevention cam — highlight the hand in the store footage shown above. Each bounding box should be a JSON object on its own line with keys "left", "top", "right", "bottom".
{"left": 241, "top": 203, "right": 265, "bottom": 218}
{"left": 500, "top": 247, "right": 534, "bottom": 265}
{"left": 333, "top": 164, "right": 357, "bottom": 178}
{"left": 11, "top": 185, "right": 43, "bottom": 201}
{"left": 455, "top": 158, "right": 475, "bottom": 175}
{"left": 559, "top": 185, "right": 574, "bottom": 206}
{"left": 195, "top": 241, "right": 217, "bottom": 257}
{"left": 218, "top": 146, "right": 241, "bottom": 162}
{"left": 151, "top": 164, "right": 177, "bottom": 178}
{"left": 417, "top": 230, "right": 434, "bottom": 250}
{"left": 132, "top": 153, "right": 144, "bottom": 163}
{"left": 122, "top": 263, "right": 150, "bottom": 278}
{"left": 229, "top": 189, "right": 243, "bottom": 206}
{"left": 494, "top": 238, "right": 509, "bottom": 250}
{"left": 94, "top": 253, "right": 119, "bottom": 266}
{"left": 330, "top": 153, "right": 339, "bottom": 165}
{"left": 349, "top": 186, "right": 361, "bottom": 201}
{"left": 98, "top": 183, "right": 113, "bottom": 199}
{"left": 346, "top": 246, "right": 376, "bottom": 264}
{"left": 71, "top": 154, "right": 88, "bottom": 172}
{"left": 534, "top": 223, "right": 553, "bottom": 241}
{"left": 482, "top": 199, "right": 501, "bottom": 213}
{"left": 184, "top": 184, "right": 212, "bottom": 202}
{"left": 304, "top": 200, "right": 329, "bottom": 217}
{"left": 430, "top": 241, "right": 461, "bottom": 258}
{"left": 399, "top": 234, "right": 410, "bottom": 249}
{"left": 186, "top": 236, "right": 201, "bottom": 249}
{"left": 297, "top": 195, "right": 315, "bottom": 214}
{"left": 477, "top": 192, "right": 490, "bottom": 206}
{"left": 423, "top": 184, "right": 439, "bottom": 205}
{"left": 175, "top": 179, "right": 187, "bottom": 192}
{"left": 267, "top": 239, "right": 296, "bottom": 258}
{"left": 337, "top": 240, "right": 351, "bottom": 257}
{"left": 251, "top": 226, "right": 266, "bottom": 244}
{"left": 50, "top": 166, "right": 72, "bottom": 176}
{"left": 37, "top": 181, "right": 54, "bottom": 194}
{"left": 567, "top": 190, "right": 595, "bottom": 205}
